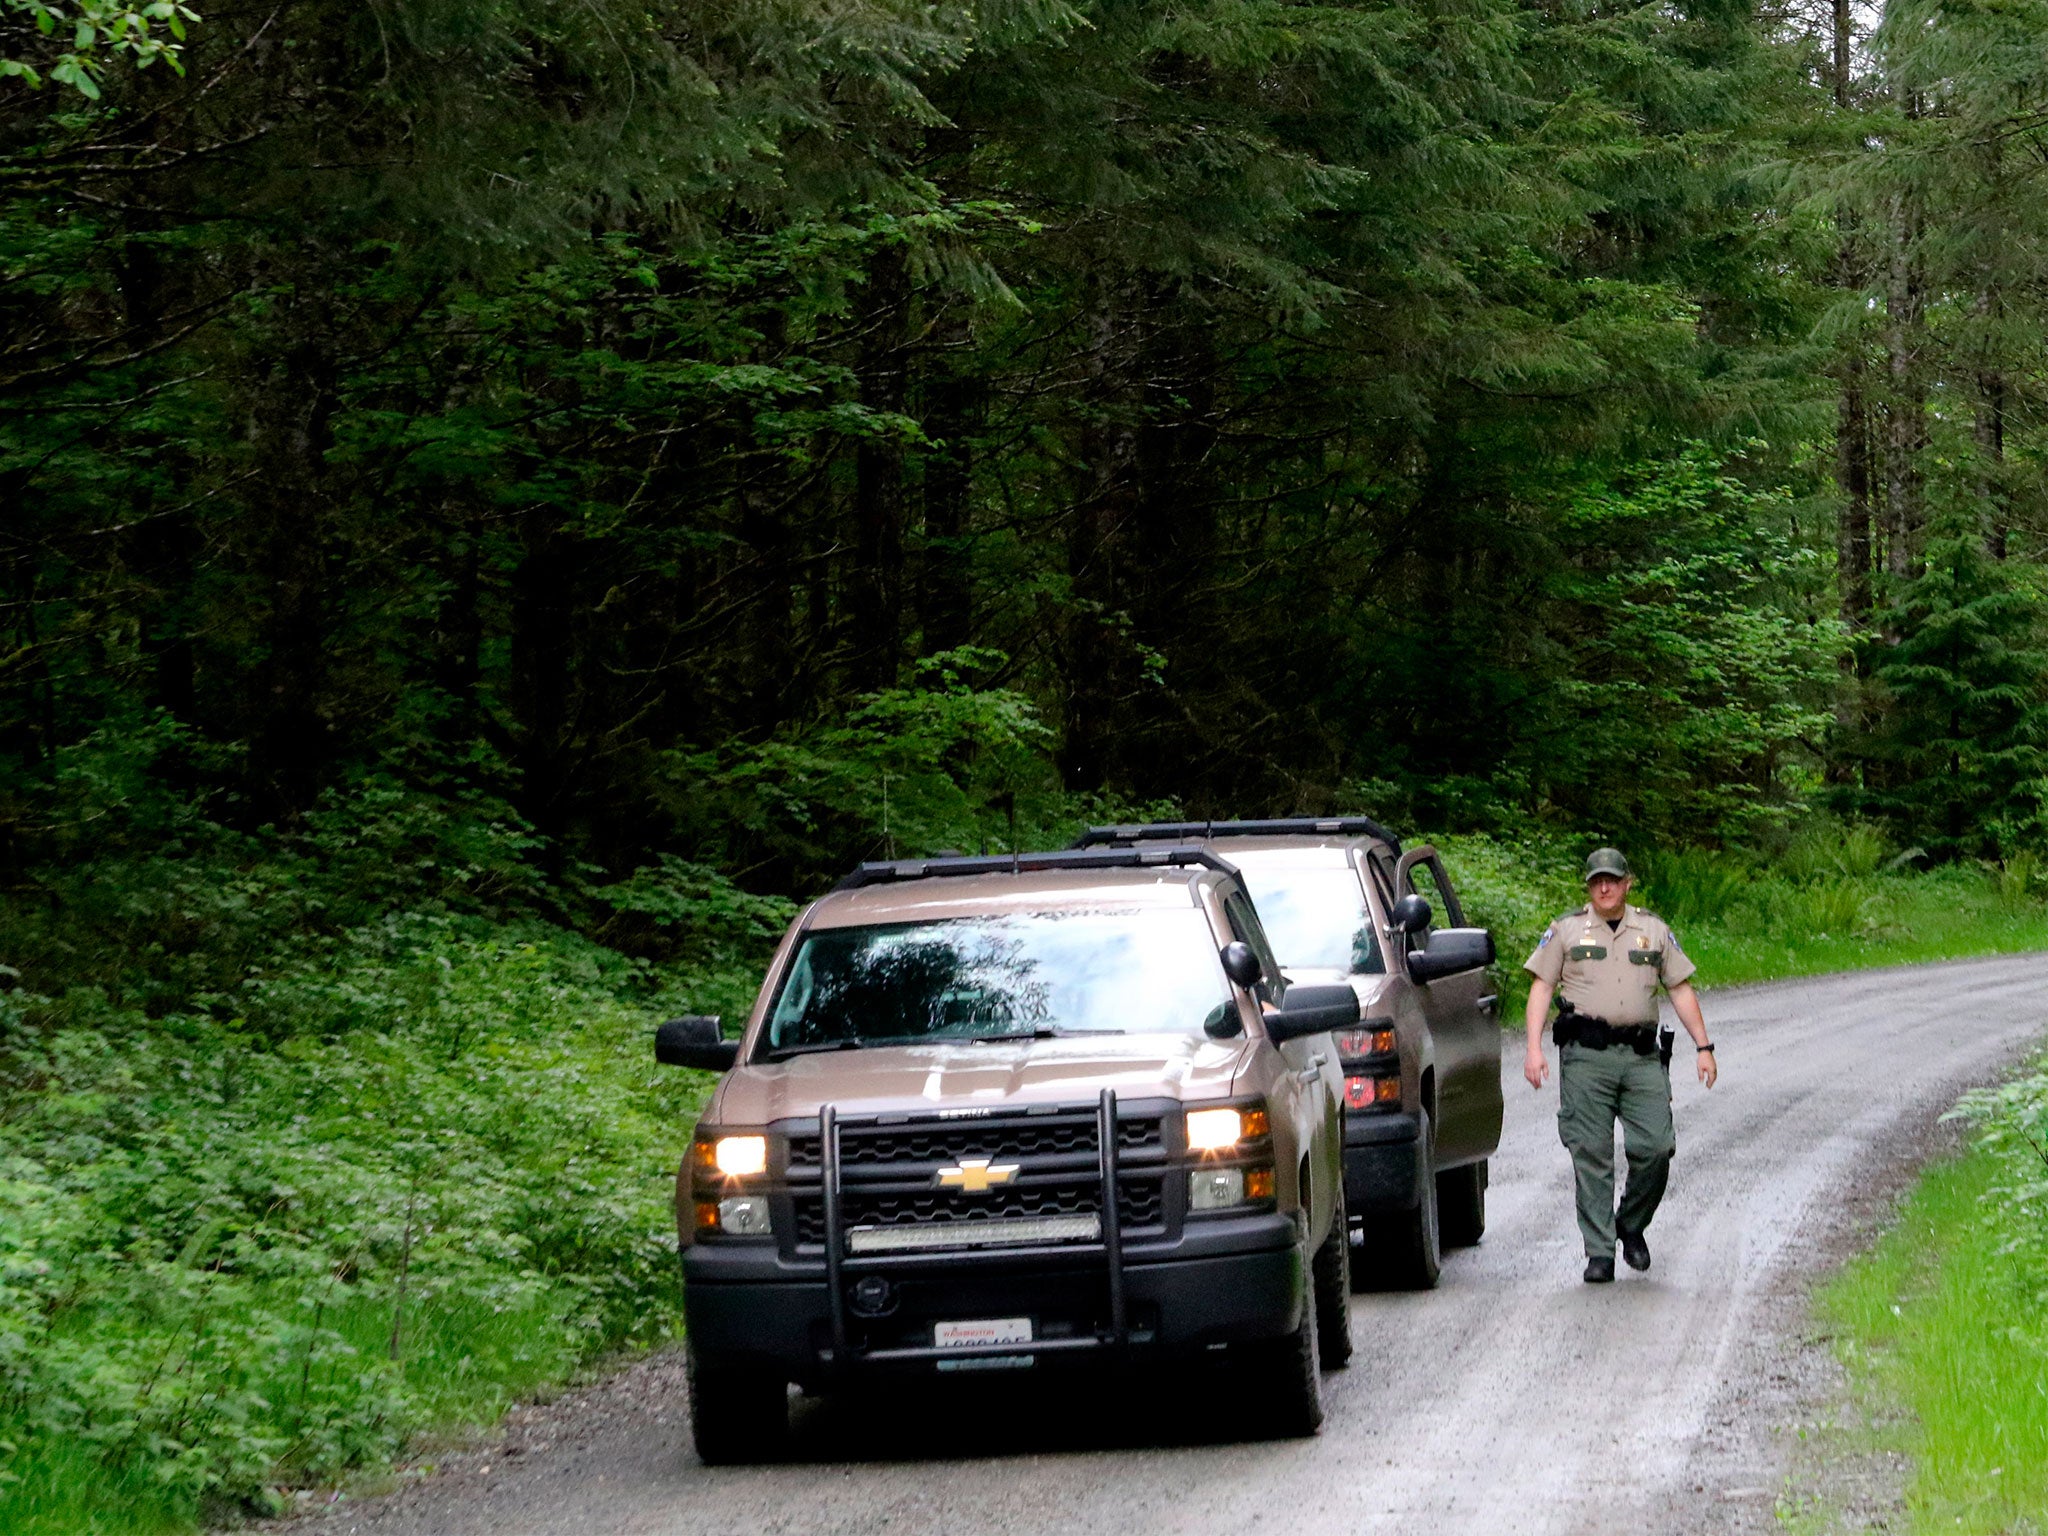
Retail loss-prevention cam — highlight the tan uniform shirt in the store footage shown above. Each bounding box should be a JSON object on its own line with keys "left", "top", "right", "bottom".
{"left": 1523, "top": 904, "right": 1696, "bottom": 1026}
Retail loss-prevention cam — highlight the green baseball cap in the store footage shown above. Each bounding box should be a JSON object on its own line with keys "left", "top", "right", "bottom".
{"left": 1583, "top": 847, "right": 1631, "bottom": 881}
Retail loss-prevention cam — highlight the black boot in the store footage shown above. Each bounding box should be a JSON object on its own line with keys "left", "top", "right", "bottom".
{"left": 1583, "top": 1255, "right": 1615, "bottom": 1284}
{"left": 1618, "top": 1225, "right": 1650, "bottom": 1272}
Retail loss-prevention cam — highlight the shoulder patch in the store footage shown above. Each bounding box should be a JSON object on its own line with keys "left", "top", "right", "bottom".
{"left": 1538, "top": 926, "right": 1554, "bottom": 949}
{"left": 1669, "top": 931, "right": 1683, "bottom": 953}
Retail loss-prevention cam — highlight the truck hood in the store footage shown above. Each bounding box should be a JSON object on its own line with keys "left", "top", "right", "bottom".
{"left": 711, "top": 1033, "right": 1257, "bottom": 1125}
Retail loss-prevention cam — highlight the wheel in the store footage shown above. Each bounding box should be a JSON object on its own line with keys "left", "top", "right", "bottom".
{"left": 1312, "top": 1186, "right": 1354, "bottom": 1369}
{"left": 1245, "top": 1236, "right": 1324, "bottom": 1437}
{"left": 1438, "top": 1159, "right": 1488, "bottom": 1249}
{"left": 1369, "top": 1106, "right": 1441, "bottom": 1290}
{"left": 685, "top": 1345, "right": 789, "bottom": 1465}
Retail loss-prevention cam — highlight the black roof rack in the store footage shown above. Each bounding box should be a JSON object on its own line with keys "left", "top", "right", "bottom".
{"left": 1071, "top": 816, "right": 1402, "bottom": 854}
{"left": 832, "top": 844, "right": 1240, "bottom": 892}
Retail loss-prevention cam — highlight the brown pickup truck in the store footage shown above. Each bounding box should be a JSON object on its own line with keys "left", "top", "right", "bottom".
{"left": 1075, "top": 819, "right": 1503, "bottom": 1288}
{"left": 656, "top": 846, "right": 1361, "bottom": 1464}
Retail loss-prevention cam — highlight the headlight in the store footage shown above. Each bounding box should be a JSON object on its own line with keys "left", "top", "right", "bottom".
{"left": 717, "top": 1195, "right": 773, "bottom": 1235}
{"left": 712, "top": 1135, "right": 768, "bottom": 1176}
{"left": 1185, "top": 1104, "right": 1270, "bottom": 1152}
{"left": 693, "top": 1133, "right": 770, "bottom": 1178}
{"left": 693, "top": 1194, "right": 775, "bottom": 1237}
{"left": 1188, "top": 1165, "right": 1276, "bottom": 1211}
{"left": 1186, "top": 1108, "right": 1242, "bottom": 1151}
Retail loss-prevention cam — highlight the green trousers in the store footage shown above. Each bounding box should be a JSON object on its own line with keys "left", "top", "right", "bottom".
{"left": 1557, "top": 1042, "right": 1675, "bottom": 1260}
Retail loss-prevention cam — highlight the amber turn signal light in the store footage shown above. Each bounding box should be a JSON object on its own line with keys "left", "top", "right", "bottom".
{"left": 1245, "top": 1166, "right": 1275, "bottom": 1201}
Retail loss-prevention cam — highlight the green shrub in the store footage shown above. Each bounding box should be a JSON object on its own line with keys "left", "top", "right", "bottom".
{"left": 0, "top": 921, "right": 719, "bottom": 1525}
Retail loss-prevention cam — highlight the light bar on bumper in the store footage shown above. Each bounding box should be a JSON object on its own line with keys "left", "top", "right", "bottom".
{"left": 846, "top": 1214, "right": 1101, "bottom": 1253}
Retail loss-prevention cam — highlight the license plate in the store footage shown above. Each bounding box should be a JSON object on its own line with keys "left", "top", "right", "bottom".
{"left": 934, "top": 1317, "right": 1033, "bottom": 1349}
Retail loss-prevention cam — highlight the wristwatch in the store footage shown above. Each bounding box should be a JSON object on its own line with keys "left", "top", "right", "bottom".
{"left": 1696, "top": 1043, "right": 1715, "bottom": 1053}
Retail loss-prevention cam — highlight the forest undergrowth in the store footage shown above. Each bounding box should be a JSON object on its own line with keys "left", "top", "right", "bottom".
{"left": 4, "top": 774, "right": 2045, "bottom": 1534}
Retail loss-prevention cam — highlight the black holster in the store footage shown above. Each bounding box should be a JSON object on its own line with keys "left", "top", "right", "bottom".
{"left": 1658, "top": 1027, "right": 1674, "bottom": 1068}
{"left": 1554, "top": 1002, "right": 1658, "bottom": 1056}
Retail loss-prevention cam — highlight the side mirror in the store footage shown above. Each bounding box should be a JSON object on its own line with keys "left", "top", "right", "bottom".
{"left": 1390, "top": 894, "right": 1432, "bottom": 934}
{"left": 655, "top": 1015, "right": 739, "bottom": 1072}
{"left": 1407, "top": 928, "right": 1496, "bottom": 984}
{"left": 1263, "top": 984, "right": 1361, "bottom": 1045}
{"left": 1219, "top": 942, "right": 1263, "bottom": 989}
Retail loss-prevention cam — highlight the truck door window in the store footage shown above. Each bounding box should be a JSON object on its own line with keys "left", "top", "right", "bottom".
{"left": 1407, "top": 857, "right": 1466, "bottom": 928}
{"left": 1222, "top": 892, "right": 1284, "bottom": 1005}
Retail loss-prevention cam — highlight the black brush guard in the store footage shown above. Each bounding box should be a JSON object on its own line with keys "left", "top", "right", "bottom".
{"left": 818, "top": 1088, "right": 1132, "bottom": 1372}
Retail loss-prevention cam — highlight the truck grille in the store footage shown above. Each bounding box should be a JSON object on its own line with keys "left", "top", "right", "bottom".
{"left": 782, "top": 1102, "right": 1172, "bottom": 1251}
{"left": 788, "top": 1113, "right": 1161, "bottom": 1172}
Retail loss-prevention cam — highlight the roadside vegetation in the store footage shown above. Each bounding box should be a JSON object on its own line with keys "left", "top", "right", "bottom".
{"left": 1818, "top": 1062, "right": 2048, "bottom": 1533}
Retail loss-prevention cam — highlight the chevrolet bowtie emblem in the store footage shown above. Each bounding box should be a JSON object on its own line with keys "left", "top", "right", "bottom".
{"left": 936, "top": 1156, "right": 1019, "bottom": 1193}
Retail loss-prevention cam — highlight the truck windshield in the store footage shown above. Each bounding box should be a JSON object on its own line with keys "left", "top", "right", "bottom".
{"left": 763, "top": 909, "right": 1232, "bottom": 1051}
{"left": 1224, "top": 858, "right": 1385, "bottom": 975}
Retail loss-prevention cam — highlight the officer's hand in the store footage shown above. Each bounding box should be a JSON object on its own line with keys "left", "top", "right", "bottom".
{"left": 1696, "top": 1048, "right": 1718, "bottom": 1089}
{"left": 1523, "top": 1044, "right": 1549, "bottom": 1090}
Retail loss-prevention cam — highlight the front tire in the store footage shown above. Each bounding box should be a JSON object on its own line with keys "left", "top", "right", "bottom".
{"left": 685, "top": 1345, "right": 789, "bottom": 1465}
{"left": 1246, "top": 1237, "right": 1324, "bottom": 1437}
{"left": 1438, "top": 1159, "right": 1488, "bottom": 1248}
{"left": 1368, "top": 1106, "right": 1441, "bottom": 1290}
{"left": 1313, "top": 1187, "right": 1354, "bottom": 1369}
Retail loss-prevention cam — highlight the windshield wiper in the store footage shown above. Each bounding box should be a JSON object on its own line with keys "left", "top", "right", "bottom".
{"left": 766, "top": 1034, "right": 960, "bottom": 1059}
{"left": 764, "top": 1028, "right": 1081, "bottom": 1058}
{"left": 761, "top": 1039, "right": 870, "bottom": 1060}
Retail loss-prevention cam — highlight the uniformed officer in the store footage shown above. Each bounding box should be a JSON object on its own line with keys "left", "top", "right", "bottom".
{"left": 1522, "top": 848, "right": 1717, "bottom": 1283}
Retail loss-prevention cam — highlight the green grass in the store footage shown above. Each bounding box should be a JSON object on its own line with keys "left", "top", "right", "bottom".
{"left": 0, "top": 1435, "right": 200, "bottom": 1536}
{"left": 1818, "top": 1143, "right": 2048, "bottom": 1533}
{"left": 1685, "top": 873, "right": 2048, "bottom": 989}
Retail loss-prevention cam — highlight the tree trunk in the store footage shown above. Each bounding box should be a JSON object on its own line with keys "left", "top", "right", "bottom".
{"left": 850, "top": 248, "right": 909, "bottom": 691}
{"left": 1837, "top": 361, "right": 1873, "bottom": 628}
{"left": 1881, "top": 185, "right": 1925, "bottom": 585}
{"left": 917, "top": 311, "right": 979, "bottom": 662}
{"left": 1975, "top": 334, "right": 2007, "bottom": 559}
{"left": 1060, "top": 292, "right": 1139, "bottom": 793}
{"left": 1831, "top": 0, "right": 1872, "bottom": 634}
{"left": 510, "top": 505, "right": 579, "bottom": 857}
{"left": 245, "top": 326, "right": 338, "bottom": 823}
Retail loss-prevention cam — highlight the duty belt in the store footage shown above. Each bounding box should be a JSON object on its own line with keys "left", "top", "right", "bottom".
{"left": 1553, "top": 1006, "right": 1659, "bottom": 1056}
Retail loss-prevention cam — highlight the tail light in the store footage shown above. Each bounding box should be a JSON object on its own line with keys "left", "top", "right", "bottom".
{"left": 1344, "top": 1074, "right": 1400, "bottom": 1110}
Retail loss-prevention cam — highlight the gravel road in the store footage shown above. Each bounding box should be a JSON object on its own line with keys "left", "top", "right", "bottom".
{"left": 274, "top": 954, "right": 2048, "bottom": 1536}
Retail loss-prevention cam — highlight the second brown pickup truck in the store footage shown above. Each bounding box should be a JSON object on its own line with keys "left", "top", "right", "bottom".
{"left": 1075, "top": 818, "right": 1503, "bottom": 1288}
